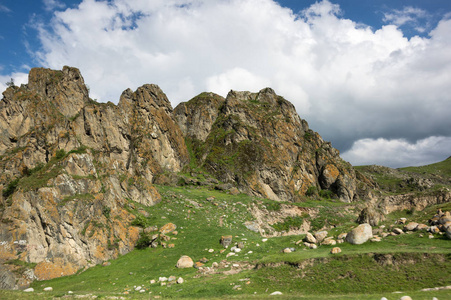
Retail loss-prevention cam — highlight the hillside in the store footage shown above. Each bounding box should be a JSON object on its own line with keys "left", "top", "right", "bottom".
{"left": 0, "top": 67, "right": 450, "bottom": 299}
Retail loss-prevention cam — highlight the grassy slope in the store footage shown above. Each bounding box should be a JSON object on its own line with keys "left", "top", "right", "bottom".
{"left": 1, "top": 183, "right": 449, "bottom": 299}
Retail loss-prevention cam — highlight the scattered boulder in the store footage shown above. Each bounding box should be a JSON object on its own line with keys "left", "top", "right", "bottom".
{"left": 403, "top": 222, "right": 419, "bottom": 231}
{"left": 346, "top": 224, "right": 373, "bottom": 245}
{"left": 23, "top": 288, "right": 34, "bottom": 293}
{"left": 304, "top": 232, "right": 317, "bottom": 244}
{"left": 43, "top": 287, "right": 53, "bottom": 291}
{"left": 337, "top": 233, "right": 347, "bottom": 240}
{"left": 283, "top": 248, "right": 292, "bottom": 254}
{"left": 397, "top": 218, "right": 407, "bottom": 224}
{"left": 177, "top": 277, "right": 184, "bottom": 284}
{"left": 399, "top": 296, "right": 412, "bottom": 300}
{"left": 303, "top": 242, "right": 317, "bottom": 249}
{"left": 415, "top": 224, "right": 428, "bottom": 231}
{"left": 330, "top": 247, "right": 341, "bottom": 254}
{"left": 446, "top": 226, "right": 451, "bottom": 240}
{"left": 393, "top": 228, "right": 404, "bottom": 235}
{"left": 176, "top": 256, "right": 194, "bottom": 268}
{"left": 321, "top": 237, "right": 337, "bottom": 246}
{"left": 221, "top": 235, "right": 233, "bottom": 248}
{"left": 314, "top": 231, "right": 328, "bottom": 243}
{"left": 160, "top": 223, "right": 177, "bottom": 234}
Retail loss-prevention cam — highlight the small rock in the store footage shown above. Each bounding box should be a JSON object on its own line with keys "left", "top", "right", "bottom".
{"left": 283, "top": 248, "right": 292, "bottom": 253}
{"left": 43, "top": 287, "right": 53, "bottom": 292}
{"left": 159, "top": 223, "right": 177, "bottom": 234}
{"left": 68, "top": 291, "right": 73, "bottom": 294}
{"left": 212, "top": 262, "right": 219, "bottom": 268}
{"left": 237, "top": 242, "right": 245, "bottom": 249}
{"left": 403, "top": 222, "right": 419, "bottom": 231}
{"left": 221, "top": 235, "right": 233, "bottom": 248}
{"left": 135, "top": 286, "right": 142, "bottom": 291}
{"left": 168, "top": 275, "right": 177, "bottom": 282}
{"left": 304, "top": 232, "right": 317, "bottom": 244}
{"left": 393, "top": 228, "right": 404, "bottom": 235}
{"left": 330, "top": 247, "right": 341, "bottom": 254}
{"left": 371, "top": 236, "right": 382, "bottom": 242}
{"left": 321, "top": 237, "right": 336, "bottom": 246}
{"left": 194, "top": 262, "right": 204, "bottom": 269}
{"left": 397, "top": 217, "right": 407, "bottom": 224}
{"left": 159, "top": 277, "right": 168, "bottom": 282}
{"left": 415, "top": 224, "right": 428, "bottom": 231}
{"left": 399, "top": 296, "right": 412, "bottom": 300}
{"left": 380, "top": 297, "right": 387, "bottom": 300}
{"left": 176, "top": 255, "right": 194, "bottom": 268}
{"left": 337, "top": 233, "right": 347, "bottom": 240}
{"left": 23, "top": 288, "right": 34, "bottom": 292}
{"left": 177, "top": 277, "right": 184, "bottom": 284}
{"left": 150, "top": 280, "right": 156, "bottom": 284}
{"left": 314, "top": 231, "right": 328, "bottom": 243}
{"left": 208, "top": 249, "right": 214, "bottom": 253}
{"left": 270, "top": 291, "right": 283, "bottom": 295}
{"left": 262, "top": 238, "right": 268, "bottom": 242}
{"left": 429, "top": 234, "right": 434, "bottom": 239}
{"left": 226, "top": 252, "right": 236, "bottom": 258}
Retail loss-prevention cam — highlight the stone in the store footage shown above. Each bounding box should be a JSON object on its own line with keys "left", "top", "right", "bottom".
{"left": 221, "top": 235, "right": 233, "bottom": 248}
{"left": 230, "top": 187, "right": 240, "bottom": 195}
{"left": 321, "top": 237, "right": 336, "bottom": 246}
{"left": 414, "top": 224, "right": 428, "bottom": 231}
{"left": 446, "top": 226, "right": 451, "bottom": 240}
{"left": 160, "top": 223, "right": 177, "bottom": 234}
{"left": 159, "top": 277, "right": 168, "bottom": 282}
{"left": 270, "top": 291, "right": 283, "bottom": 295}
{"left": 43, "top": 287, "right": 53, "bottom": 291}
{"left": 168, "top": 276, "right": 176, "bottom": 282}
{"left": 176, "top": 256, "right": 194, "bottom": 268}
{"left": 429, "top": 226, "right": 440, "bottom": 234}
{"left": 338, "top": 233, "right": 347, "bottom": 240}
{"left": 399, "top": 296, "right": 412, "bottom": 300}
{"left": 283, "top": 248, "right": 292, "bottom": 253}
{"left": 304, "top": 232, "right": 317, "bottom": 244}
{"left": 403, "top": 222, "right": 419, "bottom": 231}
{"left": 212, "top": 262, "right": 219, "bottom": 268}
{"left": 371, "top": 236, "right": 382, "bottom": 242}
{"left": 397, "top": 218, "right": 407, "bottom": 224}
{"left": 393, "top": 228, "right": 404, "bottom": 235}
{"left": 177, "top": 277, "right": 184, "bottom": 284}
{"left": 23, "top": 288, "right": 34, "bottom": 292}
{"left": 346, "top": 224, "right": 373, "bottom": 245}
{"left": 314, "top": 231, "right": 328, "bottom": 243}
{"left": 237, "top": 242, "right": 245, "bottom": 249}
{"left": 330, "top": 247, "right": 341, "bottom": 254}
{"left": 380, "top": 298, "right": 388, "bottom": 300}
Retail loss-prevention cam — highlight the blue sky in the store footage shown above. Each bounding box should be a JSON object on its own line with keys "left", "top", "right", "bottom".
{"left": 1, "top": 0, "right": 451, "bottom": 168}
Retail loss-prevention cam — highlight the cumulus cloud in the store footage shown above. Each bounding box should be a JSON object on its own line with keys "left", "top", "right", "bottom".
{"left": 0, "top": 72, "right": 30, "bottom": 93}
{"left": 341, "top": 136, "right": 451, "bottom": 168}
{"left": 1, "top": 0, "right": 450, "bottom": 167}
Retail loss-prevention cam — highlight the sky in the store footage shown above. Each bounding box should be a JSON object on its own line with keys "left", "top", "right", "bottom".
{"left": 1, "top": 0, "right": 451, "bottom": 168}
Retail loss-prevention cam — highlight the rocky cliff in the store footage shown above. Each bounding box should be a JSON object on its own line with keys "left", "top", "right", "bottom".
{"left": 0, "top": 67, "right": 188, "bottom": 286}
{"left": 174, "top": 88, "right": 360, "bottom": 202}
{"left": 0, "top": 66, "right": 369, "bottom": 287}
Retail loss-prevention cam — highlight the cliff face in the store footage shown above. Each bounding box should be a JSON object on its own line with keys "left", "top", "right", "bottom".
{"left": 0, "top": 66, "right": 367, "bottom": 286}
{"left": 0, "top": 67, "right": 188, "bottom": 285}
{"left": 174, "top": 88, "right": 359, "bottom": 202}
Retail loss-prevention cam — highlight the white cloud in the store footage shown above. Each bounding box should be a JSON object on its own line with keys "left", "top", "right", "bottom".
{"left": 383, "top": 6, "right": 431, "bottom": 33}
{"left": 0, "top": 4, "right": 11, "bottom": 12}
{"left": 341, "top": 136, "right": 451, "bottom": 168}
{"left": 43, "top": 0, "right": 66, "bottom": 12}
{"left": 1, "top": 0, "right": 450, "bottom": 167}
{"left": 0, "top": 72, "right": 30, "bottom": 93}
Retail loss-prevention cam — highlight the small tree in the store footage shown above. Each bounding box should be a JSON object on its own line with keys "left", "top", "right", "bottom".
{"left": 6, "top": 78, "right": 15, "bottom": 87}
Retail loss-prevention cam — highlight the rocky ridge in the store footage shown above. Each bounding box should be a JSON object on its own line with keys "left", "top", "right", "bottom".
{"left": 0, "top": 67, "right": 188, "bottom": 286}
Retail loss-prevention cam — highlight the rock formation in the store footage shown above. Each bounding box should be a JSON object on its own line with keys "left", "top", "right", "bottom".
{"left": 0, "top": 67, "right": 188, "bottom": 286}
{"left": 174, "top": 88, "right": 359, "bottom": 202}
{"left": 0, "top": 66, "right": 369, "bottom": 286}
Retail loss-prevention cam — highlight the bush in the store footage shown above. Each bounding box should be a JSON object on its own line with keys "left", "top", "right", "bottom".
{"left": 135, "top": 234, "right": 153, "bottom": 249}
{"left": 2, "top": 178, "right": 20, "bottom": 198}
{"left": 55, "top": 149, "right": 66, "bottom": 159}
{"left": 131, "top": 214, "right": 149, "bottom": 228}
{"left": 319, "top": 189, "right": 333, "bottom": 199}
{"left": 306, "top": 186, "right": 318, "bottom": 197}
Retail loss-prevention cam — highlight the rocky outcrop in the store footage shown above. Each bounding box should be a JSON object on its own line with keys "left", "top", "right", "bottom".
{"left": 0, "top": 67, "right": 188, "bottom": 285}
{"left": 174, "top": 88, "right": 361, "bottom": 202}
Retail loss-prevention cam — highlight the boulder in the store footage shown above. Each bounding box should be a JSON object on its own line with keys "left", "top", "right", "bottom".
{"left": 321, "top": 237, "right": 336, "bottom": 246}
{"left": 414, "top": 224, "right": 428, "bottom": 231}
{"left": 176, "top": 256, "right": 194, "bottom": 268}
{"left": 393, "top": 228, "right": 404, "bottom": 235}
{"left": 399, "top": 296, "right": 412, "bottom": 300}
{"left": 330, "top": 247, "right": 341, "bottom": 254}
{"left": 314, "top": 231, "right": 328, "bottom": 243}
{"left": 160, "top": 223, "right": 177, "bottom": 234}
{"left": 403, "top": 222, "right": 419, "bottom": 231}
{"left": 304, "top": 232, "right": 317, "bottom": 244}
{"left": 346, "top": 224, "right": 373, "bottom": 245}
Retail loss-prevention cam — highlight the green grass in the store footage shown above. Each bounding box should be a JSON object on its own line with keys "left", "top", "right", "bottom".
{"left": 1, "top": 185, "right": 442, "bottom": 299}
{"left": 401, "top": 156, "right": 451, "bottom": 177}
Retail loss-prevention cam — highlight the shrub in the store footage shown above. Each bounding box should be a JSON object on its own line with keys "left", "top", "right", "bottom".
{"left": 2, "top": 178, "right": 20, "bottom": 198}
{"left": 131, "top": 214, "right": 149, "bottom": 228}
{"left": 55, "top": 149, "right": 66, "bottom": 159}
{"left": 306, "top": 186, "right": 318, "bottom": 197}
{"left": 135, "top": 234, "right": 152, "bottom": 249}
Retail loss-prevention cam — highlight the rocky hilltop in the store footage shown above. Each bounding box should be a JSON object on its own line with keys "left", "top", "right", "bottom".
{"left": 0, "top": 66, "right": 368, "bottom": 287}
{"left": 175, "top": 88, "right": 361, "bottom": 202}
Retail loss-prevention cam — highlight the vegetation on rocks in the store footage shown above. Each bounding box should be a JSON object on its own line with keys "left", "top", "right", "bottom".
{"left": 0, "top": 67, "right": 450, "bottom": 299}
